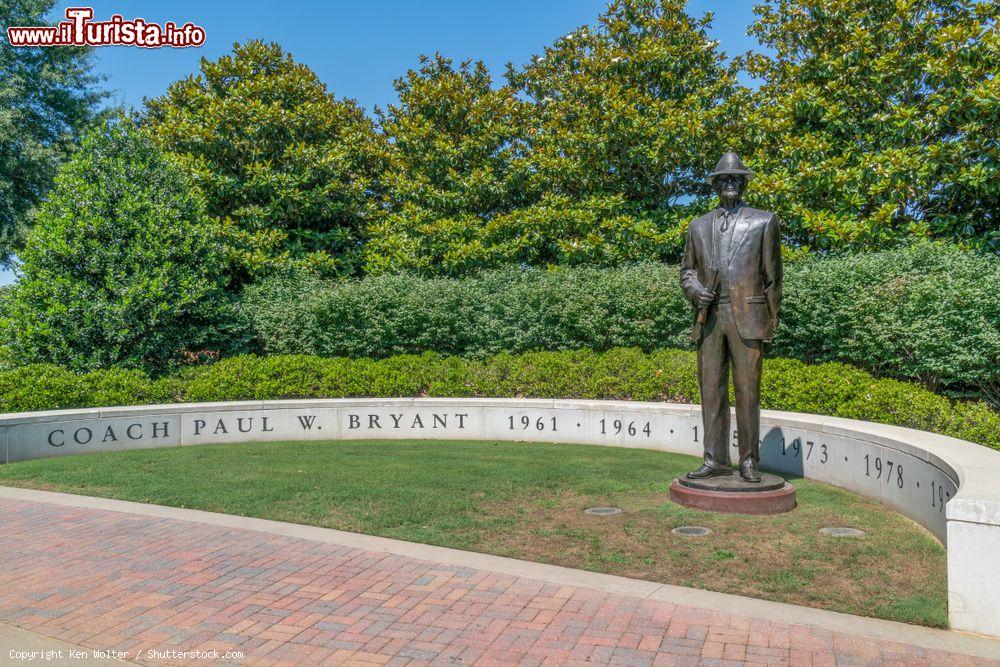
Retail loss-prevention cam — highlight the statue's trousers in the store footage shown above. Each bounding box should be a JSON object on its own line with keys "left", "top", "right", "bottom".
{"left": 696, "top": 302, "right": 764, "bottom": 469}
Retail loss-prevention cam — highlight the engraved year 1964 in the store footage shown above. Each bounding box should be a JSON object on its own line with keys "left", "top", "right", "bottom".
{"left": 599, "top": 418, "right": 651, "bottom": 437}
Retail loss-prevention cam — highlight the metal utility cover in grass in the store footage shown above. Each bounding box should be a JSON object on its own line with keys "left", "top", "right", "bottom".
{"left": 672, "top": 526, "right": 711, "bottom": 536}
{"left": 584, "top": 507, "right": 622, "bottom": 516}
{"left": 820, "top": 527, "right": 865, "bottom": 537}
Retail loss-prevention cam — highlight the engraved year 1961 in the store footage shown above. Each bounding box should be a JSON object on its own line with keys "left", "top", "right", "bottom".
{"left": 507, "top": 414, "right": 557, "bottom": 431}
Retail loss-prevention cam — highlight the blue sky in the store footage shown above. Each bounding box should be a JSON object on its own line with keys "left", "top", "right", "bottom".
{"left": 58, "top": 0, "right": 766, "bottom": 112}
{"left": 1, "top": 1, "right": 766, "bottom": 285}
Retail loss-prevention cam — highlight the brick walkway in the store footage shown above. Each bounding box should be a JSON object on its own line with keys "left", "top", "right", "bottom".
{"left": 1, "top": 494, "right": 997, "bottom": 666}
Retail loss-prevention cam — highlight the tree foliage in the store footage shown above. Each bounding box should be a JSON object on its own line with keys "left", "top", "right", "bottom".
{"left": 508, "top": 0, "right": 737, "bottom": 256}
{"left": 363, "top": 0, "right": 739, "bottom": 275}
{"left": 736, "top": 0, "right": 999, "bottom": 252}
{"left": 144, "top": 40, "right": 383, "bottom": 286}
{"left": 510, "top": 0, "right": 736, "bottom": 209}
{"left": 135, "top": 1, "right": 998, "bottom": 282}
{"left": 0, "top": 0, "right": 104, "bottom": 264}
{"left": 363, "top": 54, "right": 534, "bottom": 275}
{"left": 1, "top": 118, "right": 236, "bottom": 373}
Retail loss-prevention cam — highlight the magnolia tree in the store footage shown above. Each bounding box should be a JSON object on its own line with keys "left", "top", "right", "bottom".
{"left": 736, "top": 0, "right": 999, "bottom": 252}
{"left": 363, "top": 54, "right": 534, "bottom": 276}
{"left": 505, "top": 0, "right": 742, "bottom": 267}
{"left": 365, "top": 0, "right": 740, "bottom": 276}
{"left": 0, "top": 0, "right": 104, "bottom": 264}
{"left": 144, "top": 40, "right": 384, "bottom": 285}
{"left": 511, "top": 0, "right": 736, "bottom": 207}
{"left": 2, "top": 119, "right": 238, "bottom": 373}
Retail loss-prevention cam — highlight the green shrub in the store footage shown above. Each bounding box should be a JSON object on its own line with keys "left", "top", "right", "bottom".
{"left": 0, "top": 118, "right": 244, "bottom": 375}
{"left": 243, "top": 263, "right": 693, "bottom": 359}
{"left": 243, "top": 245, "right": 999, "bottom": 404}
{"left": 0, "top": 364, "right": 161, "bottom": 412}
{"left": 773, "top": 244, "right": 1000, "bottom": 403}
{"left": 0, "top": 364, "right": 87, "bottom": 412}
{"left": 0, "top": 349, "right": 995, "bottom": 451}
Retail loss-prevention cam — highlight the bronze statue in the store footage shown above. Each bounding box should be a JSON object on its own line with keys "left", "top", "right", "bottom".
{"left": 680, "top": 153, "right": 782, "bottom": 483}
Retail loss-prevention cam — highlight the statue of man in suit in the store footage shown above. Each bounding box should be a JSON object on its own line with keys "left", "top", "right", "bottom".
{"left": 680, "top": 153, "right": 782, "bottom": 483}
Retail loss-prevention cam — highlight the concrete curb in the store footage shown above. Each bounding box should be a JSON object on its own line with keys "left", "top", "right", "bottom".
{"left": 2, "top": 485, "right": 998, "bottom": 660}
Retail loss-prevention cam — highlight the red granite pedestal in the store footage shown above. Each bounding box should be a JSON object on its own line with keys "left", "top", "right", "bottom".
{"left": 669, "top": 472, "right": 796, "bottom": 515}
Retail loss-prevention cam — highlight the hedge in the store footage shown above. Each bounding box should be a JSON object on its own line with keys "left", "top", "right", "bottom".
{"left": 241, "top": 264, "right": 693, "bottom": 359}
{"left": 242, "top": 244, "right": 1000, "bottom": 405}
{"left": 775, "top": 245, "right": 1000, "bottom": 402}
{"left": 0, "top": 348, "right": 995, "bottom": 451}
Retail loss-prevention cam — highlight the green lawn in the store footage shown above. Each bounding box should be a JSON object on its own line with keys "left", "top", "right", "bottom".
{"left": 0, "top": 439, "right": 947, "bottom": 627}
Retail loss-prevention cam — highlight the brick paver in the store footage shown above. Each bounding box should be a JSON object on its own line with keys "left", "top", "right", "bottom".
{"left": 0, "top": 498, "right": 996, "bottom": 666}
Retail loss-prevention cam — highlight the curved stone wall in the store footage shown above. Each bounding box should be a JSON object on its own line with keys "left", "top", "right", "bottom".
{"left": 2, "top": 398, "right": 998, "bottom": 637}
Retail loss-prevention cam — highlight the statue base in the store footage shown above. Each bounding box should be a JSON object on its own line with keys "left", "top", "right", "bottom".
{"left": 669, "top": 472, "right": 796, "bottom": 515}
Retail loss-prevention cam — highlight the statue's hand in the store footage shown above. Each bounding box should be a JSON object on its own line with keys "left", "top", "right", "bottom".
{"left": 694, "top": 286, "right": 715, "bottom": 308}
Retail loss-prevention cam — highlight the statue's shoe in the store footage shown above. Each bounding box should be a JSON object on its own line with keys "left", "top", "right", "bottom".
{"left": 739, "top": 461, "right": 762, "bottom": 483}
{"left": 686, "top": 464, "right": 732, "bottom": 479}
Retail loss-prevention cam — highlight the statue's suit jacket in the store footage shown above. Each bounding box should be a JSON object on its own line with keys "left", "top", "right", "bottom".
{"left": 680, "top": 206, "right": 782, "bottom": 342}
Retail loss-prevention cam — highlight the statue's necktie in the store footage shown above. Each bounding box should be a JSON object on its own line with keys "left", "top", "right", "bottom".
{"left": 716, "top": 211, "right": 734, "bottom": 269}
